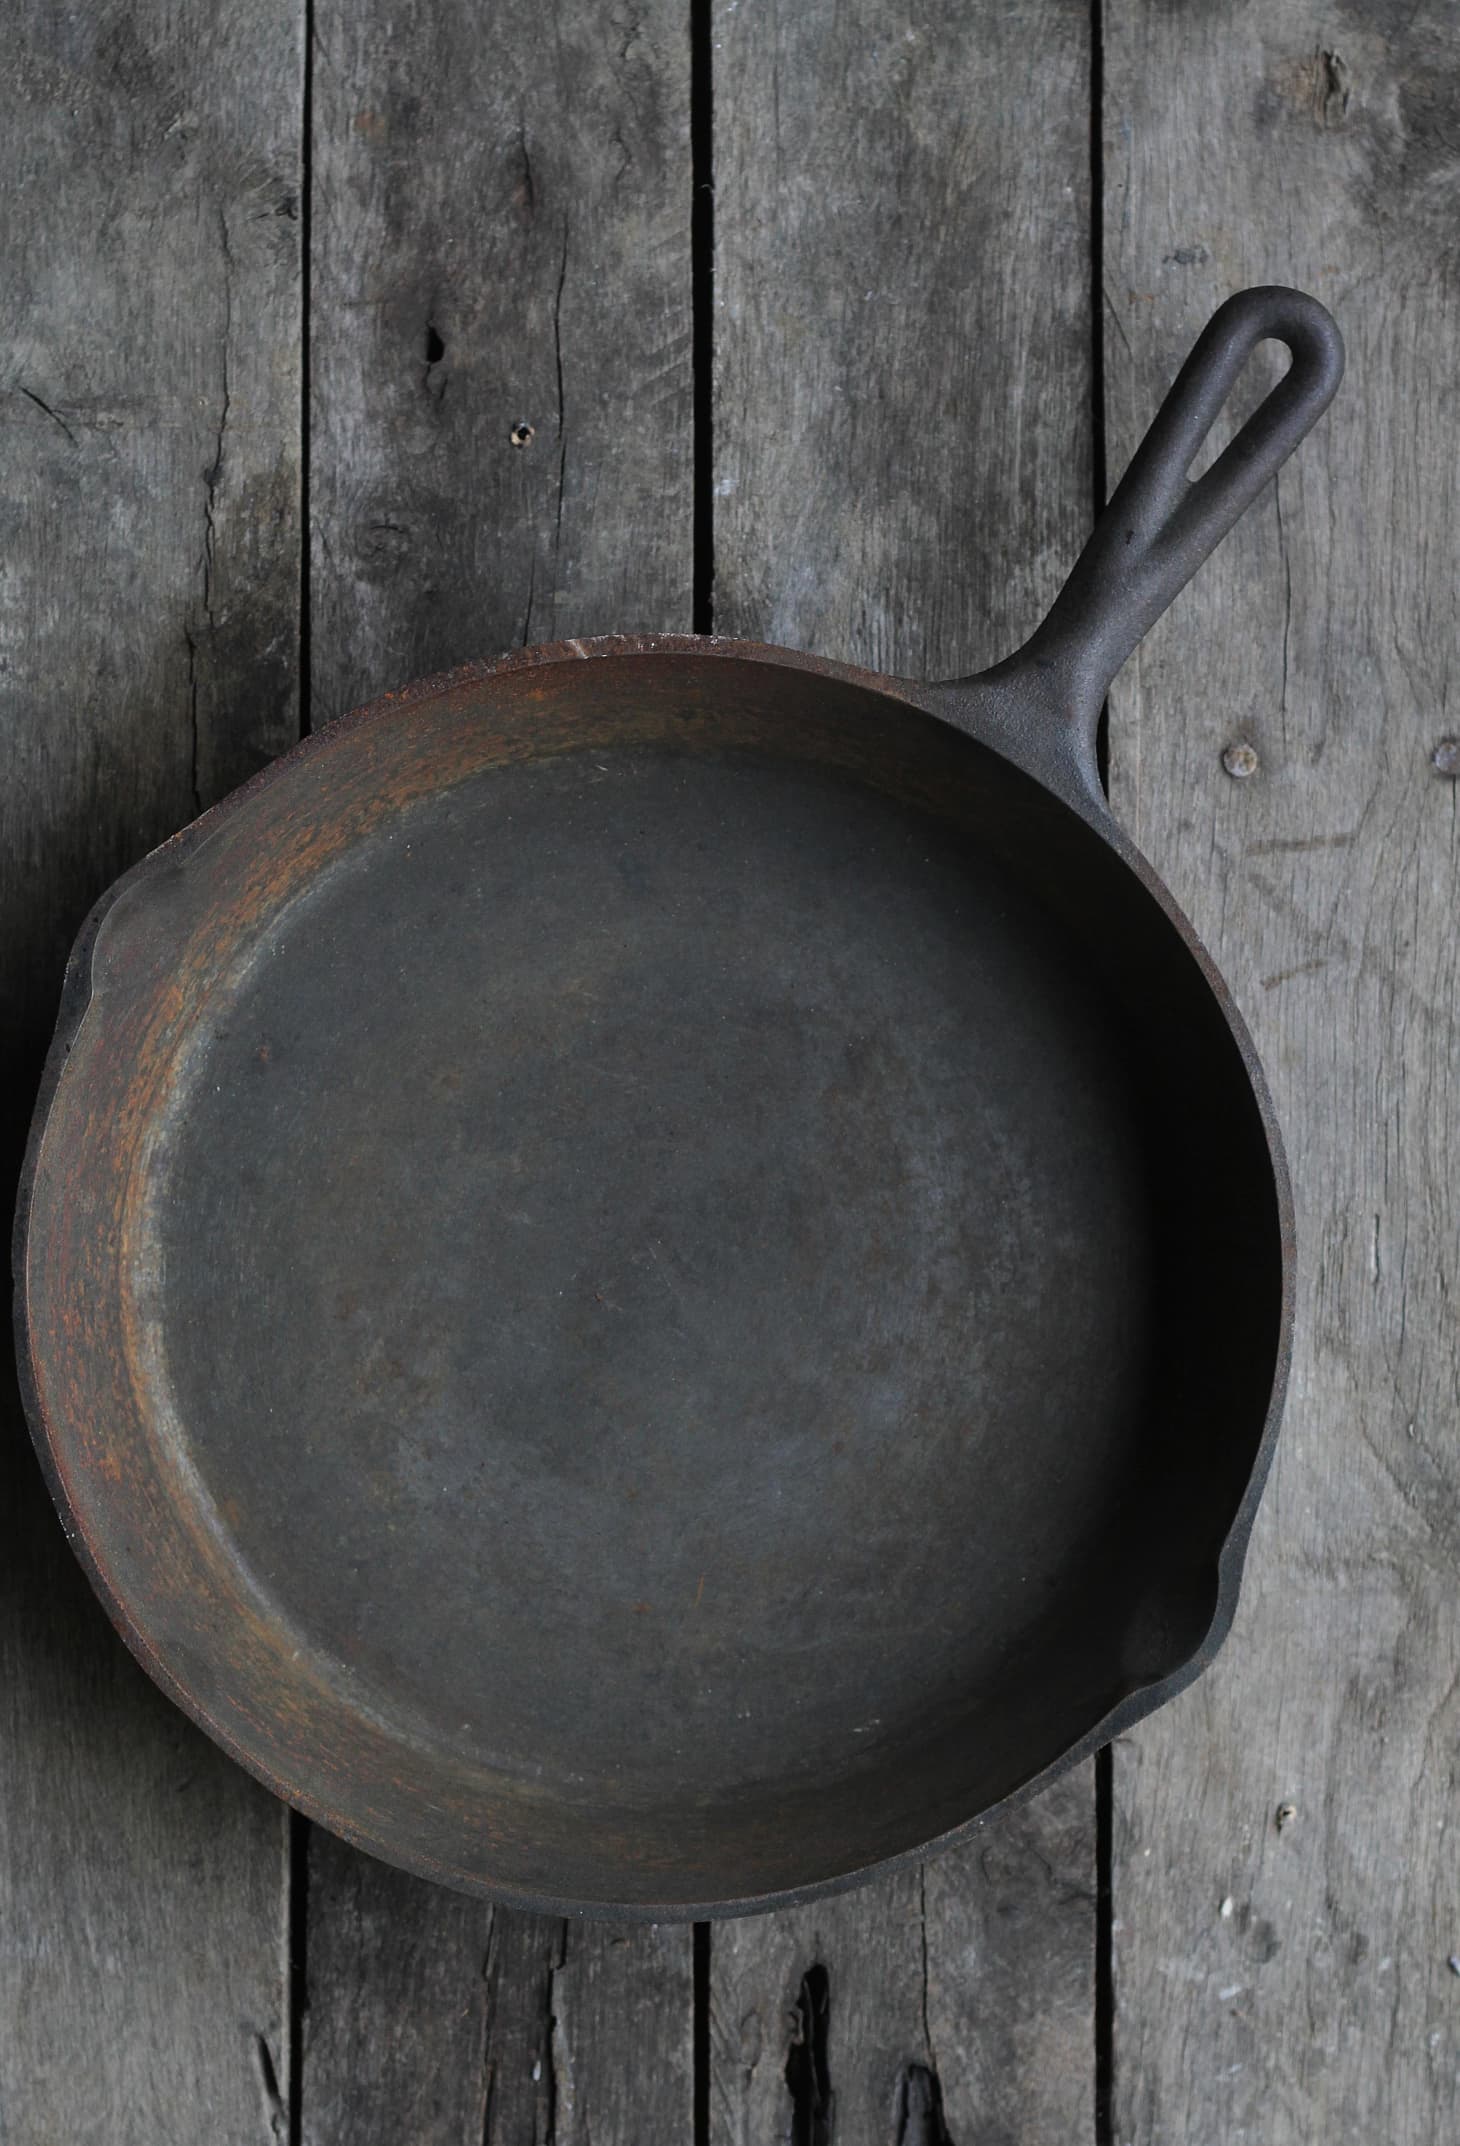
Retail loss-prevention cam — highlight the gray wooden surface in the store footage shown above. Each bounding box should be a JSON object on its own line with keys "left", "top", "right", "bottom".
{"left": 709, "top": 5, "right": 1098, "bottom": 2138}
{"left": 710, "top": 1773, "right": 1094, "bottom": 2146}
{"left": 1104, "top": 6, "right": 1460, "bottom": 2142}
{"left": 303, "top": 5, "right": 697, "bottom": 2138}
{"left": 1, "top": 5, "right": 300, "bottom": 2142}
{"left": 3, "top": 1, "right": 1457, "bottom": 2140}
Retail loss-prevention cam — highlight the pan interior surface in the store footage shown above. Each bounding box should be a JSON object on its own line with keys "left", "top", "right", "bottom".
{"left": 127, "top": 729, "right": 1162, "bottom": 1892}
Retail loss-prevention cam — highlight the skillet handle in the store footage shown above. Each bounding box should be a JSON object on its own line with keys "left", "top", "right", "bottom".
{"left": 949, "top": 287, "right": 1343, "bottom": 802}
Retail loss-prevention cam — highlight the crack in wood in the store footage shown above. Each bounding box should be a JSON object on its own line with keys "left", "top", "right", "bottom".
{"left": 521, "top": 548, "right": 538, "bottom": 646}
{"left": 689, "top": 0, "right": 713, "bottom": 631}
{"left": 516, "top": 122, "right": 537, "bottom": 219}
{"left": 918, "top": 1864, "right": 935, "bottom": 2071}
{"left": 544, "top": 1923, "right": 570, "bottom": 2146}
{"left": 550, "top": 217, "right": 570, "bottom": 609}
{"left": 203, "top": 202, "right": 233, "bottom": 629}
{"left": 183, "top": 623, "right": 204, "bottom": 816}
{"left": 905, "top": 1870, "right": 956, "bottom": 2146}
{"left": 896, "top": 2063, "right": 955, "bottom": 2146}
{"left": 784, "top": 1964, "right": 832, "bottom": 2146}
{"left": 254, "top": 2033, "right": 287, "bottom": 2143}
{"left": 17, "top": 383, "right": 80, "bottom": 447}
{"left": 423, "top": 320, "right": 448, "bottom": 403}
{"left": 1273, "top": 468, "right": 1293, "bottom": 746}
{"left": 188, "top": 200, "right": 234, "bottom": 815}
{"left": 478, "top": 1907, "right": 498, "bottom": 2146}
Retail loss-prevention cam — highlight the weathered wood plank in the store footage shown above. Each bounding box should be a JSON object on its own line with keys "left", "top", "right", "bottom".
{"left": 309, "top": 0, "right": 694, "bottom": 724}
{"left": 301, "top": 5, "right": 696, "bottom": 2136}
{"left": 1104, "top": 6, "right": 1460, "bottom": 2140}
{"left": 710, "top": 1771, "right": 1094, "bottom": 2146}
{"left": 300, "top": 1833, "right": 492, "bottom": 2146}
{"left": 922, "top": 1769, "right": 1098, "bottom": 2141}
{"left": 303, "top": 1843, "right": 697, "bottom": 2146}
{"left": 1, "top": 3, "right": 302, "bottom": 1076}
{"left": 710, "top": 1877, "right": 930, "bottom": 2146}
{"left": 709, "top": 3, "right": 1097, "bottom": 2136}
{"left": 545, "top": 1922, "right": 697, "bottom": 2145}
{"left": 302, "top": 1890, "right": 697, "bottom": 2146}
{"left": 0, "top": 3, "right": 302, "bottom": 2139}
{"left": 712, "top": 0, "right": 1094, "bottom": 680}
{"left": 481, "top": 1913, "right": 696, "bottom": 2146}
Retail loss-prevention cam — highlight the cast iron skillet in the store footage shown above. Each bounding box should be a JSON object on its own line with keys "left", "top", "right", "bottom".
{"left": 16, "top": 287, "right": 1342, "bottom": 1918}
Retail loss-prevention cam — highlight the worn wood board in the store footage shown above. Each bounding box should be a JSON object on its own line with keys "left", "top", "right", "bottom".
{"left": 710, "top": 1773, "right": 1095, "bottom": 2146}
{"left": 1104, "top": 4, "right": 1460, "bottom": 2141}
{"left": 707, "top": 2, "right": 1099, "bottom": 2136}
{"left": 301, "top": 1839, "right": 695, "bottom": 2146}
{"left": 309, "top": 0, "right": 695, "bottom": 723}
{"left": 0, "top": 3, "right": 302, "bottom": 2140}
{"left": 300, "top": 4, "right": 697, "bottom": 2137}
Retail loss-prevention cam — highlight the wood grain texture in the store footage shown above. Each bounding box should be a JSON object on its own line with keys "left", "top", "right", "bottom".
{"left": 710, "top": 1875, "right": 932, "bottom": 2146}
{"left": 301, "top": 1832, "right": 493, "bottom": 2146}
{"left": 545, "top": 1921, "right": 696, "bottom": 2145}
{"left": 310, "top": 0, "right": 694, "bottom": 724}
{"left": 712, "top": 0, "right": 1094, "bottom": 676}
{"left": 922, "top": 1769, "right": 1097, "bottom": 2143}
{"left": 1104, "top": 5, "right": 1460, "bottom": 2140}
{"left": 709, "top": 4, "right": 1097, "bottom": 2137}
{"left": 301, "top": 1854, "right": 696, "bottom": 2146}
{"left": 710, "top": 1771, "right": 1094, "bottom": 2146}
{"left": 481, "top": 1912, "right": 698, "bottom": 2146}
{"left": 0, "top": 3, "right": 301, "bottom": 2140}
{"left": 1, "top": 1, "right": 301, "bottom": 1082}
{"left": 302, "top": 5, "right": 696, "bottom": 2137}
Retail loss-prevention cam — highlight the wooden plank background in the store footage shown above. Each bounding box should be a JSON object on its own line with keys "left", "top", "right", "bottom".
{"left": 1, "top": 6, "right": 301, "bottom": 2142}
{"left": 708, "top": 6, "right": 1098, "bottom": 2141}
{"left": 2, "top": 1, "right": 1456, "bottom": 2139}
{"left": 303, "top": 6, "right": 696, "bottom": 2137}
{"left": 1104, "top": 6, "right": 1460, "bottom": 2142}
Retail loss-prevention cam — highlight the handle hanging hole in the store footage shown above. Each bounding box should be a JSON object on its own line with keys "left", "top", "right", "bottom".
{"left": 1187, "top": 337, "right": 1293, "bottom": 481}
